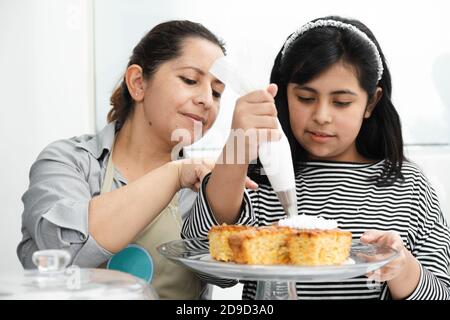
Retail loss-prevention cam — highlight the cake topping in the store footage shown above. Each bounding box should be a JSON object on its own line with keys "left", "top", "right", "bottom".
{"left": 278, "top": 215, "right": 338, "bottom": 230}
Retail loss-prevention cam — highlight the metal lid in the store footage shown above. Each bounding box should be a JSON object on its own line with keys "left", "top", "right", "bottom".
{"left": 0, "top": 250, "right": 158, "bottom": 300}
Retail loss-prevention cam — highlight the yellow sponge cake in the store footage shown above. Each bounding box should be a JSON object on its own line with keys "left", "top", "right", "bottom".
{"left": 287, "top": 229, "right": 352, "bottom": 266}
{"left": 228, "top": 226, "right": 294, "bottom": 265}
{"left": 208, "top": 224, "right": 254, "bottom": 262}
{"left": 208, "top": 215, "right": 352, "bottom": 266}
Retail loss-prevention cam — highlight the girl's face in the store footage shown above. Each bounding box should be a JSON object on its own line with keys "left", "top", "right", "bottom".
{"left": 141, "top": 37, "right": 225, "bottom": 147}
{"left": 287, "top": 61, "right": 375, "bottom": 163}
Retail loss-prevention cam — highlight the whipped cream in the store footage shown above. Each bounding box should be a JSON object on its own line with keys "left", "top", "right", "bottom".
{"left": 278, "top": 215, "right": 338, "bottom": 230}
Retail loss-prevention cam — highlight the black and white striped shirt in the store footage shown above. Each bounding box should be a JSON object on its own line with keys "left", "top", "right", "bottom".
{"left": 182, "top": 160, "right": 450, "bottom": 300}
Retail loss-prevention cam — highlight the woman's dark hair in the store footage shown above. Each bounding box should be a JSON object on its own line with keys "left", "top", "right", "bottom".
{"left": 250, "top": 16, "right": 404, "bottom": 187}
{"left": 108, "top": 20, "right": 226, "bottom": 127}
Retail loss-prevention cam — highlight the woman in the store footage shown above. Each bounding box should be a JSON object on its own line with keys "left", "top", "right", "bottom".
{"left": 17, "top": 20, "right": 254, "bottom": 299}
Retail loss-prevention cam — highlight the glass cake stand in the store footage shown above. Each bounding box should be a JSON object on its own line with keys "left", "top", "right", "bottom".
{"left": 157, "top": 238, "right": 398, "bottom": 300}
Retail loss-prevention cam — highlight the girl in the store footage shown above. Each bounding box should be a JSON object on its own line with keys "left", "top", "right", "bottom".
{"left": 17, "top": 20, "right": 256, "bottom": 299}
{"left": 183, "top": 16, "right": 450, "bottom": 299}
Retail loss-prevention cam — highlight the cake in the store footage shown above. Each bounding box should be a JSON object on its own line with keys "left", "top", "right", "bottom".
{"left": 208, "top": 215, "right": 352, "bottom": 266}
{"left": 279, "top": 215, "right": 352, "bottom": 266}
{"left": 208, "top": 224, "right": 254, "bottom": 262}
{"left": 228, "top": 226, "right": 293, "bottom": 265}
{"left": 287, "top": 229, "right": 352, "bottom": 266}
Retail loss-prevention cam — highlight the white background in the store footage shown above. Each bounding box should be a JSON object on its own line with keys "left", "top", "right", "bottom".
{"left": 1, "top": 0, "right": 449, "bottom": 299}
{"left": 1, "top": 0, "right": 95, "bottom": 273}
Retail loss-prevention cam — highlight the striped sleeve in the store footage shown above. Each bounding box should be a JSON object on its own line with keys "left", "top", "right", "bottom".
{"left": 181, "top": 172, "right": 256, "bottom": 239}
{"left": 406, "top": 173, "right": 450, "bottom": 300}
{"left": 181, "top": 172, "right": 257, "bottom": 289}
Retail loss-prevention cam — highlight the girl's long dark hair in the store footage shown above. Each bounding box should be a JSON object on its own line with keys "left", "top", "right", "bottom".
{"left": 249, "top": 16, "right": 404, "bottom": 187}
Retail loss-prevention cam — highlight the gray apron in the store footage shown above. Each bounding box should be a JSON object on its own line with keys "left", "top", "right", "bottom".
{"left": 100, "top": 139, "right": 202, "bottom": 299}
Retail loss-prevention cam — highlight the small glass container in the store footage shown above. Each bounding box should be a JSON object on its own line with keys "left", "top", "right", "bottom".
{"left": 0, "top": 250, "right": 158, "bottom": 300}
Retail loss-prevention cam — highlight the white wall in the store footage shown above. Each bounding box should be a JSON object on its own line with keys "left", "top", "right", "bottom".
{"left": 0, "top": 0, "right": 95, "bottom": 273}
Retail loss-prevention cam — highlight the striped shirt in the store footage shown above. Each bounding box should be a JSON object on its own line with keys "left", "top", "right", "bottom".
{"left": 182, "top": 160, "right": 450, "bottom": 300}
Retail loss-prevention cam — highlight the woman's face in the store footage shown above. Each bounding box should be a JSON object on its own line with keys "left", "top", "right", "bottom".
{"left": 141, "top": 37, "right": 225, "bottom": 147}
{"left": 287, "top": 61, "right": 374, "bottom": 163}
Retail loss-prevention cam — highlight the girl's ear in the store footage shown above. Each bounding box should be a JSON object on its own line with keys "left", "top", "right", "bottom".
{"left": 364, "top": 87, "right": 383, "bottom": 118}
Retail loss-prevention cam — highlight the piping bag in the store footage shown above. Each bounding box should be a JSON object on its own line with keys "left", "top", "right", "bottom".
{"left": 209, "top": 56, "right": 298, "bottom": 218}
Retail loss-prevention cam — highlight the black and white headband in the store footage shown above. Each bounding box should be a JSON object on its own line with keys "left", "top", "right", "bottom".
{"left": 281, "top": 19, "right": 384, "bottom": 81}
